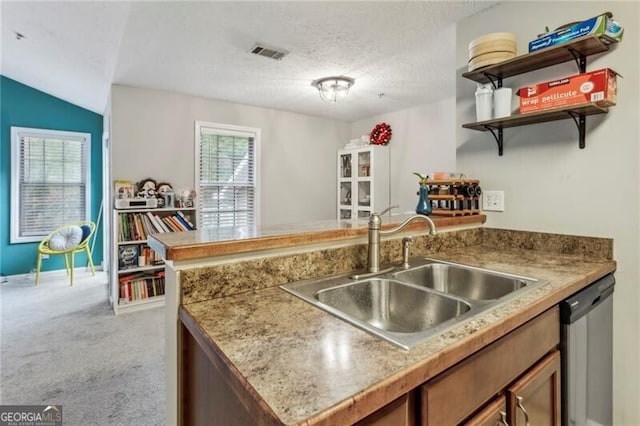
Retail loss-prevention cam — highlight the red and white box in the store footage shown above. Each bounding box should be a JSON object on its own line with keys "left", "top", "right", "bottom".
{"left": 517, "top": 68, "right": 618, "bottom": 114}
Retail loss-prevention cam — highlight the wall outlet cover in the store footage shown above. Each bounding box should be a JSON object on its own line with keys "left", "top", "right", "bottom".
{"left": 483, "top": 190, "right": 505, "bottom": 212}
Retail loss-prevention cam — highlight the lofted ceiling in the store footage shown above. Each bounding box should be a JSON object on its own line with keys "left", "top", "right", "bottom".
{"left": 1, "top": 1, "right": 497, "bottom": 122}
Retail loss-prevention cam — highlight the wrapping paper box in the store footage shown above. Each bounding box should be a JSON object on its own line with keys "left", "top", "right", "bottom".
{"left": 517, "top": 68, "right": 618, "bottom": 114}
{"left": 529, "top": 12, "right": 623, "bottom": 52}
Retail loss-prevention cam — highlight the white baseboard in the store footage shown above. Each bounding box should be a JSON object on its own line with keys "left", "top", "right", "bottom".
{"left": 4, "top": 266, "right": 105, "bottom": 283}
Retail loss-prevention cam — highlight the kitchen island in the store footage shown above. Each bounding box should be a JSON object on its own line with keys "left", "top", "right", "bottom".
{"left": 148, "top": 215, "right": 614, "bottom": 425}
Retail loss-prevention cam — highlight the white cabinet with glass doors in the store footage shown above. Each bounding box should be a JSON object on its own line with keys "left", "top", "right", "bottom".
{"left": 337, "top": 145, "right": 390, "bottom": 220}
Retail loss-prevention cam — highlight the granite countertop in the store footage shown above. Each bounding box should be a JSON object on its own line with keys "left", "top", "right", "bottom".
{"left": 180, "top": 244, "right": 615, "bottom": 425}
{"left": 148, "top": 214, "right": 485, "bottom": 261}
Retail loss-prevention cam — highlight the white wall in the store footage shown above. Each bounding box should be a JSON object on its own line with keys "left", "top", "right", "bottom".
{"left": 456, "top": 3, "right": 639, "bottom": 424}
{"left": 110, "top": 85, "right": 350, "bottom": 226}
{"left": 351, "top": 98, "right": 456, "bottom": 213}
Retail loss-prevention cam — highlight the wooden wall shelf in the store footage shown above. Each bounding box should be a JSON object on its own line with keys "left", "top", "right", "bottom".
{"left": 462, "top": 35, "right": 617, "bottom": 86}
{"left": 461, "top": 34, "right": 619, "bottom": 156}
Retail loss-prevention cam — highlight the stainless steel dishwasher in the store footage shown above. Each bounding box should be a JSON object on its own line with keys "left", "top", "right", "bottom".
{"left": 560, "top": 273, "right": 615, "bottom": 426}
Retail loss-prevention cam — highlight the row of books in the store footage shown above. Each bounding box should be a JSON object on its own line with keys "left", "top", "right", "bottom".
{"left": 118, "top": 244, "right": 162, "bottom": 270}
{"left": 118, "top": 211, "right": 195, "bottom": 242}
{"left": 118, "top": 271, "right": 166, "bottom": 303}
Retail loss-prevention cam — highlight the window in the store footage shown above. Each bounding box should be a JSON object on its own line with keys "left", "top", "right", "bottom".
{"left": 195, "top": 122, "right": 259, "bottom": 228}
{"left": 11, "top": 127, "right": 91, "bottom": 243}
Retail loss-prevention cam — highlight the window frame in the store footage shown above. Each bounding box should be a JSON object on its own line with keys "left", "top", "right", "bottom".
{"left": 194, "top": 121, "right": 260, "bottom": 229}
{"left": 10, "top": 126, "right": 92, "bottom": 243}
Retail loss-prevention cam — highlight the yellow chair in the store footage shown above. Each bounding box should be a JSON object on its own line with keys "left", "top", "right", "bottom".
{"left": 36, "top": 221, "right": 96, "bottom": 286}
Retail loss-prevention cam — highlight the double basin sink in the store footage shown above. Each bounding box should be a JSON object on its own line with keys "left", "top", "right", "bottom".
{"left": 281, "top": 258, "right": 543, "bottom": 349}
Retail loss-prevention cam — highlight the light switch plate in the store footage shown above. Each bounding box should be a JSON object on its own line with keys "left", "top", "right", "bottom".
{"left": 482, "top": 190, "right": 505, "bottom": 212}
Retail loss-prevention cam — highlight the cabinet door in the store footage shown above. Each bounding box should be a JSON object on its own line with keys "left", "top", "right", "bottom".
{"left": 507, "top": 350, "right": 561, "bottom": 426}
{"left": 420, "top": 308, "right": 559, "bottom": 425}
{"left": 463, "top": 397, "right": 507, "bottom": 426}
{"left": 355, "top": 393, "right": 415, "bottom": 426}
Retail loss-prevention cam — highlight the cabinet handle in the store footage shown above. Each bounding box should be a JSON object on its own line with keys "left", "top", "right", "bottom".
{"left": 499, "top": 410, "right": 509, "bottom": 426}
{"left": 516, "top": 395, "right": 530, "bottom": 426}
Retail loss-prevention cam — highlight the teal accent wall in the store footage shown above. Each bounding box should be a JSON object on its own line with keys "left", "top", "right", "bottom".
{"left": 0, "top": 75, "right": 103, "bottom": 276}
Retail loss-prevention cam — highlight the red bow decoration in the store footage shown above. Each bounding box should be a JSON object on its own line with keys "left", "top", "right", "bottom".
{"left": 370, "top": 122, "right": 392, "bottom": 145}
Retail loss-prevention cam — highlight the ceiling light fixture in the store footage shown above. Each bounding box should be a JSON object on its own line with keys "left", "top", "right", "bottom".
{"left": 312, "top": 76, "right": 355, "bottom": 104}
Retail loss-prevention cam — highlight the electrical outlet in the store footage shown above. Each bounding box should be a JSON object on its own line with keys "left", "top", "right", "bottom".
{"left": 482, "top": 190, "right": 505, "bottom": 212}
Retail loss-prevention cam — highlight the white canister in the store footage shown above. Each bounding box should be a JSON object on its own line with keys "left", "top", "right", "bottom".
{"left": 493, "top": 87, "right": 513, "bottom": 118}
{"left": 475, "top": 84, "right": 493, "bottom": 122}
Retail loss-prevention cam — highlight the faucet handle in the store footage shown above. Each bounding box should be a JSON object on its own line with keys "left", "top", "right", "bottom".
{"left": 378, "top": 204, "right": 400, "bottom": 217}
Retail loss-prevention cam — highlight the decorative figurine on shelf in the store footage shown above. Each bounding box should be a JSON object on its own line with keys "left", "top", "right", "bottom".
{"left": 136, "top": 178, "right": 157, "bottom": 198}
{"left": 156, "top": 182, "right": 174, "bottom": 208}
{"left": 413, "top": 172, "right": 432, "bottom": 216}
{"left": 176, "top": 188, "right": 197, "bottom": 208}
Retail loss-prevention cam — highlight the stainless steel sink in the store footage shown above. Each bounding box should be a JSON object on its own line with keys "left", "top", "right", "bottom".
{"left": 391, "top": 261, "right": 536, "bottom": 301}
{"left": 315, "top": 279, "right": 471, "bottom": 333}
{"left": 280, "top": 258, "right": 543, "bottom": 350}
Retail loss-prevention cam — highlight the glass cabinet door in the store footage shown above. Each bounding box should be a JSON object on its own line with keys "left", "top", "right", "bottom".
{"left": 358, "top": 181, "right": 371, "bottom": 207}
{"left": 340, "top": 182, "right": 352, "bottom": 206}
{"left": 357, "top": 151, "right": 371, "bottom": 177}
{"left": 340, "top": 209, "right": 352, "bottom": 219}
{"left": 340, "top": 153, "right": 352, "bottom": 178}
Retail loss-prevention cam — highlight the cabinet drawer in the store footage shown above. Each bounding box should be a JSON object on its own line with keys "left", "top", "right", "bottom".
{"left": 356, "top": 393, "right": 415, "bottom": 426}
{"left": 421, "top": 307, "right": 559, "bottom": 425}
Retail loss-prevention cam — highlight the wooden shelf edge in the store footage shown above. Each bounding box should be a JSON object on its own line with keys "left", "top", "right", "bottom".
{"left": 431, "top": 209, "right": 481, "bottom": 217}
{"left": 426, "top": 179, "right": 480, "bottom": 186}
{"left": 462, "top": 103, "right": 610, "bottom": 131}
{"left": 462, "top": 35, "right": 618, "bottom": 84}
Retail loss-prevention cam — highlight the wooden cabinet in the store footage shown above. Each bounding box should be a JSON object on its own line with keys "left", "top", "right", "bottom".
{"left": 507, "top": 351, "right": 561, "bottom": 426}
{"left": 463, "top": 397, "right": 507, "bottom": 426}
{"left": 462, "top": 351, "right": 561, "bottom": 426}
{"left": 356, "top": 394, "right": 415, "bottom": 426}
{"left": 337, "top": 146, "right": 389, "bottom": 220}
{"left": 180, "top": 306, "right": 560, "bottom": 426}
{"left": 420, "top": 307, "right": 559, "bottom": 425}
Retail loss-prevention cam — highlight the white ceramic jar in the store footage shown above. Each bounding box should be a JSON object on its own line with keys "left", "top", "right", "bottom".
{"left": 475, "top": 84, "right": 493, "bottom": 121}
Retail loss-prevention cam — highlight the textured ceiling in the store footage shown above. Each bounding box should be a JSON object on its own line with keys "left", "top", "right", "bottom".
{"left": 1, "top": 1, "right": 497, "bottom": 122}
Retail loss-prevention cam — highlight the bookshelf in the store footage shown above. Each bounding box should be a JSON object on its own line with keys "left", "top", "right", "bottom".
{"left": 110, "top": 207, "right": 196, "bottom": 315}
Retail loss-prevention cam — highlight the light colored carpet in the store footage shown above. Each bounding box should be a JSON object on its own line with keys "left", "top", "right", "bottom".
{"left": 0, "top": 271, "right": 165, "bottom": 425}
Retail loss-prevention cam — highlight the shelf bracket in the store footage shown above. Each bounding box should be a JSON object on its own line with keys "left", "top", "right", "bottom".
{"left": 567, "top": 111, "right": 586, "bottom": 149}
{"left": 566, "top": 47, "right": 587, "bottom": 73}
{"left": 484, "top": 125, "right": 504, "bottom": 156}
{"left": 481, "top": 72, "right": 503, "bottom": 90}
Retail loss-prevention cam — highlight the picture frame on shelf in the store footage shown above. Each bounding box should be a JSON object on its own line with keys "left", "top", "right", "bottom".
{"left": 114, "top": 180, "right": 134, "bottom": 199}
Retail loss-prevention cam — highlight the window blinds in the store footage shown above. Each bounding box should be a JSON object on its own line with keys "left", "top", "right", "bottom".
{"left": 17, "top": 132, "right": 88, "bottom": 238}
{"left": 198, "top": 128, "right": 256, "bottom": 228}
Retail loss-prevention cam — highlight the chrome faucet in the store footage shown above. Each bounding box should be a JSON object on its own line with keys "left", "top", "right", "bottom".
{"left": 365, "top": 205, "right": 437, "bottom": 274}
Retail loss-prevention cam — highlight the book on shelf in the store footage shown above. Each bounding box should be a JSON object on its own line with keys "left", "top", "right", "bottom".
{"left": 118, "top": 245, "right": 139, "bottom": 269}
{"left": 175, "top": 211, "right": 194, "bottom": 230}
{"left": 118, "top": 244, "right": 162, "bottom": 270}
{"left": 118, "top": 211, "right": 195, "bottom": 243}
{"left": 155, "top": 214, "right": 171, "bottom": 232}
{"left": 118, "top": 270, "right": 166, "bottom": 304}
{"left": 143, "top": 212, "right": 162, "bottom": 234}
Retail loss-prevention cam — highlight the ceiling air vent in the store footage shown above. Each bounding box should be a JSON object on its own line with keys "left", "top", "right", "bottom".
{"left": 250, "top": 43, "right": 288, "bottom": 60}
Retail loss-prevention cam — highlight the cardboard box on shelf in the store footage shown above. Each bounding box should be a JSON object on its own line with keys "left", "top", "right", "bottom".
{"left": 517, "top": 68, "right": 618, "bottom": 114}
{"left": 528, "top": 12, "right": 623, "bottom": 53}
